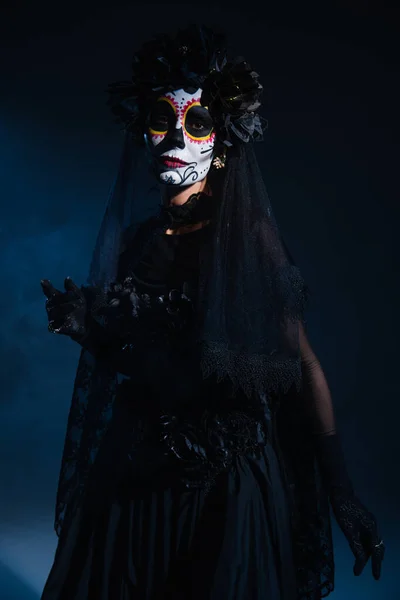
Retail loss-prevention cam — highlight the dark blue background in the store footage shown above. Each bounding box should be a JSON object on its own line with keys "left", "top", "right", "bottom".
{"left": 0, "top": 1, "right": 398, "bottom": 598}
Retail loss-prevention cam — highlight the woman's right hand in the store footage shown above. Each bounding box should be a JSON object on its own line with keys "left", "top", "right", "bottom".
{"left": 41, "top": 277, "right": 87, "bottom": 337}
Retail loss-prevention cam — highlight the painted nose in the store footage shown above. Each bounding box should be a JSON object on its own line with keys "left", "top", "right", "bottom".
{"left": 168, "top": 126, "right": 185, "bottom": 150}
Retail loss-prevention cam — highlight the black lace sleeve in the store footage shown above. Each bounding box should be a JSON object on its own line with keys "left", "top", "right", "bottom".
{"left": 299, "top": 323, "right": 337, "bottom": 437}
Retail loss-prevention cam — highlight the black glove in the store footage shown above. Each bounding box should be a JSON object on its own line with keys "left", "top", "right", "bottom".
{"left": 314, "top": 433, "right": 385, "bottom": 580}
{"left": 41, "top": 277, "right": 87, "bottom": 337}
{"left": 330, "top": 486, "right": 384, "bottom": 580}
{"left": 41, "top": 277, "right": 135, "bottom": 359}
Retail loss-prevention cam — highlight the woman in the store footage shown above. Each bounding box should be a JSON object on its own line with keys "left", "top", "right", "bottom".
{"left": 40, "top": 25, "right": 384, "bottom": 600}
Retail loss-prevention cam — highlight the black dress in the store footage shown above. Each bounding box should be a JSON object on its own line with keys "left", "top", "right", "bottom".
{"left": 40, "top": 226, "right": 315, "bottom": 600}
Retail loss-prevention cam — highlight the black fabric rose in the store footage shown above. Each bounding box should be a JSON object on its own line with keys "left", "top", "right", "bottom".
{"left": 201, "top": 56, "right": 265, "bottom": 144}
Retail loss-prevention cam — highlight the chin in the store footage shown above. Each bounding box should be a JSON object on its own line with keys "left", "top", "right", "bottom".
{"left": 158, "top": 170, "right": 193, "bottom": 187}
{"left": 158, "top": 172, "right": 181, "bottom": 186}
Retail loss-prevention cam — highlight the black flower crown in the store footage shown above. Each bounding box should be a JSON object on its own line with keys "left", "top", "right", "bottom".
{"left": 107, "top": 25, "right": 266, "bottom": 146}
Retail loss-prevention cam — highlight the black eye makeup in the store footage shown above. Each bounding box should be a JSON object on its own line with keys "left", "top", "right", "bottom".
{"left": 184, "top": 105, "right": 214, "bottom": 138}
{"left": 148, "top": 100, "right": 175, "bottom": 134}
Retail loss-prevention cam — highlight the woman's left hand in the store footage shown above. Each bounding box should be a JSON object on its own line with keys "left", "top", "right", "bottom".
{"left": 330, "top": 489, "right": 385, "bottom": 580}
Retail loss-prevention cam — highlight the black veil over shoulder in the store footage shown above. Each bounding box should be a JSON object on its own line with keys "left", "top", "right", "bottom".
{"left": 54, "top": 25, "right": 333, "bottom": 599}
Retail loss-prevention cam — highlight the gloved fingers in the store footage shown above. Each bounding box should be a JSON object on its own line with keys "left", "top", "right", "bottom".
{"left": 348, "top": 534, "right": 368, "bottom": 576}
{"left": 353, "top": 551, "right": 369, "bottom": 577}
{"left": 46, "top": 289, "right": 85, "bottom": 311}
{"left": 48, "top": 319, "right": 65, "bottom": 334}
{"left": 371, "top": 552, "right": 382, "bottom": 581}
{"left": 64, "top": 277, "right": 83, "bottom": 297}
{"left": 371, "top": 539, "right": 385, "bottom": 581}
{"left": 48, "top": 316, "right": 85, "bottom": 336}
{"left": 41, "top": 279, "right": 62, "bottom": 299}
{"left": 46, "top": 301, "right": 83, "bottom": 320}
{"left": 45, "top": 296, "right": 65, "bottom": 312}
{"left": 358, "top": 524, "right": 384, "bottom": 579}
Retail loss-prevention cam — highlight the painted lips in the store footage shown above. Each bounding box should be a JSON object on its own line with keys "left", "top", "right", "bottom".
{"left": 160, "top": 156, "right": 188, "bottom": 168}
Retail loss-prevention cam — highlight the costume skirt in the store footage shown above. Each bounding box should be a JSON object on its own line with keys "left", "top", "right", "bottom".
{"left": 41, "top": 438, "right": 298, "bottom": 600}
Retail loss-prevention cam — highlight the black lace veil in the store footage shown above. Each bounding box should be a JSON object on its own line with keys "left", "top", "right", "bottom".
{"left": 197, "top": 141, "right": 307, "bottom": 398}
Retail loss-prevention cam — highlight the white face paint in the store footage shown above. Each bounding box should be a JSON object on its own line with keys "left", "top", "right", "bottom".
{"left": 145, "top": 88, "right": 216, "bottom": 186}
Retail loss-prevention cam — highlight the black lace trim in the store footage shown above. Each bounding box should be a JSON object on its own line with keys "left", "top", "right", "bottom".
{"left": 161, "top": 191, "right": 216, "bottom": 228}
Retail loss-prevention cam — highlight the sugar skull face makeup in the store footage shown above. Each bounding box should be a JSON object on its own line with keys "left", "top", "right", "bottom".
{"left": 145, "top": 88, "right": 216, "bottom": 186}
